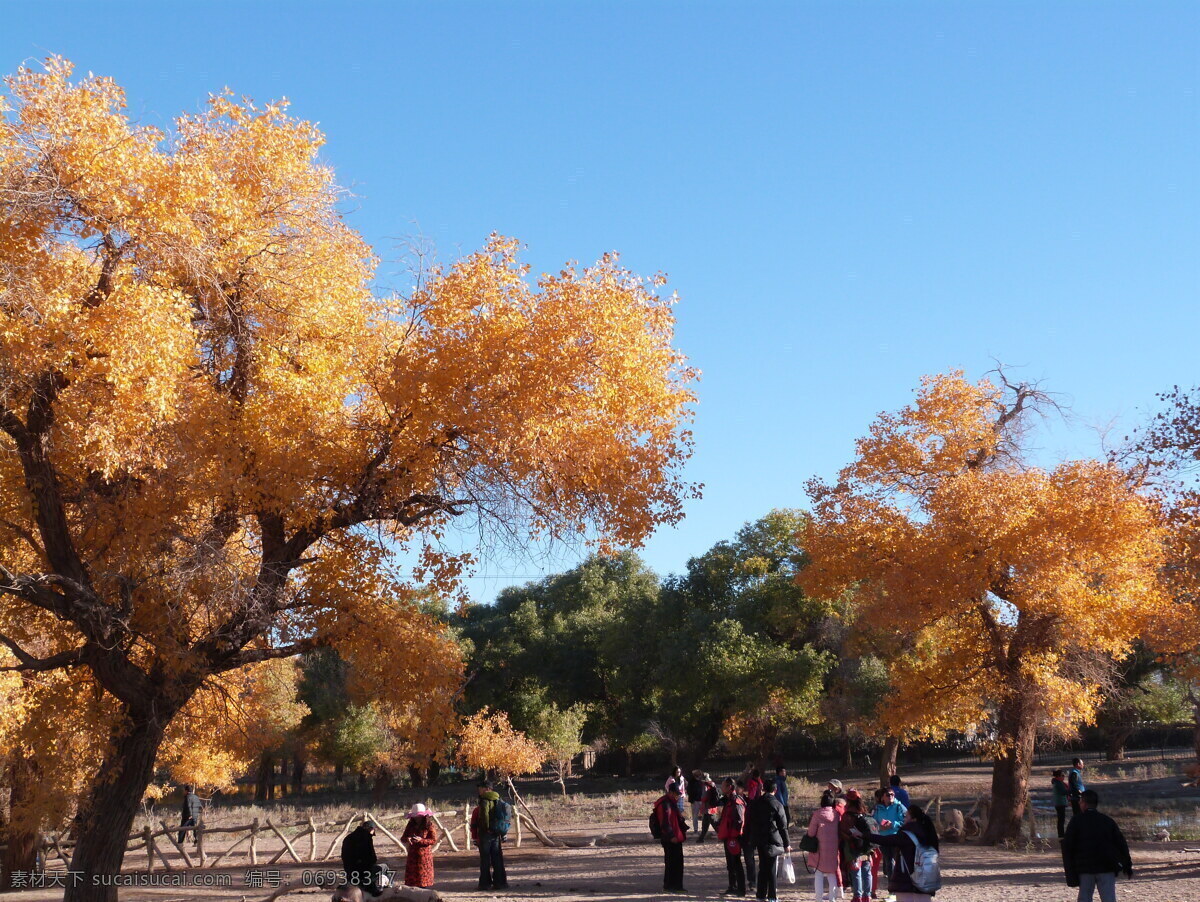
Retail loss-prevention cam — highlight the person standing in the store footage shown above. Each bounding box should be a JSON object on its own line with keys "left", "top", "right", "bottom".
{"left": 471, "top": 781, "right": 508, "bottom": 891}
{"left": 868, "top": 805, "right": 940, "bottom": 902}
{"left": 873, "top": 786, "right": 908, "bottom": 879}
{"left": 688, "top": 771, "right": 706, "bottom": 833}
{"left": 807, "top": 790, "right": 843, "bottom": 902}
{"left": 827, "top": 779, "right": 847, "bottom": 814}
{"left": 716, "top": 777, "right": 747, "bottom": 897}
{"left": 746, "top": 767, "right": 764, "bottom": 801}
{"left": 1068, "top": 758, "right": 1088, "bottom": 817}
{"left": 654, "top": 780, "right": 688, "bottom": 893}
{"left": 341, "top": 821, "right": 381, "bottom": 897}
{"left": 775, "top": 766, "right": 791, "bottom": 824}
{"left": 667, "top": 766, "right": 689, "bottom": 817}
{"left": 400, "top": 803, "right": 438, "bottom": 889}
{"left": 737, "top": 779, "right": 758, "bottom": 888}
{"left": 748, "top": 777, "right": 790, "bottom": 902}
{"left": 1062, "top": 789, "right": 1132, "bottom": 902}
{"left": 698, "top": 774, "right": 721, "bottom": 842}
{"left": 889, "top": 775, "right": 911, "bottom": 808}
{"left": 840, "top": 793, "right": 878, "bottom": 902}
{"left": 177, "top": 784, "right": 202, "bottom": 845}
{"left": 1052, "top": 769, "right": 1070, "bottom": 839}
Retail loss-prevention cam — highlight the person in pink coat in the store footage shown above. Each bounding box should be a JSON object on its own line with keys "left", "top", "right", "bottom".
{"left": 807, "top": 790, "right": 844, "bottom": 901}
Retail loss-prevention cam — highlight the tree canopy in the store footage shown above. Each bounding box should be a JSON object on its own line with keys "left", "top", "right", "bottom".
{"left": 0, "top": 58, "right": 695, "bottom": 900}
{"left": 798, "top": 371, "right": 1169, "bottom": 840}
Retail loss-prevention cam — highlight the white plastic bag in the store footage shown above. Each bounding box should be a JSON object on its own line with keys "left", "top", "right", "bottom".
{"left": 780, "top": 849, "right": 796, "bottom": 884}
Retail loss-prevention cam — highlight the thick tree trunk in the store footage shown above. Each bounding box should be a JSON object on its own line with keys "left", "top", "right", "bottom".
{"left": 372, "top": 767, "right": 391, "bottom": 802}
{"left": 982, "top": 692, "right": 1038, "bottom": 843}
{"left": 334, "top": 761, "right": 344, "bottom": 785}
{"left": 1105, "top": 725, "right": 1133, "bottom": 761}
{"left": 838, "top": 722, "right": 853, "bottom": 769}
{"left": 291, "top": 752, "right": 306, "bottom": 794}
{"left": 879, "top": 735, "right": 900, "bottom": 789}
{"left": 623, "top": 747, "right": 634, "bottom": 778}
{"left": 64, "top": 710, "right": 171, "bottom": 902}
{"left": 278, "top": 754, "right": 288, "bottom": 795}
{"left": 407, "top": 764, "right": 426, "bottom": 788}
{"left": 254, "top": 752, "right": 275, "bottom": 802}
{"left": 428, "top": 760, "right": 441, "bottom": 784}
{"left": 1, "top": 753, "right": 40, "bottom": 892}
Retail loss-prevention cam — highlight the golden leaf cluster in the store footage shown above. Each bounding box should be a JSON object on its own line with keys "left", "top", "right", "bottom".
{"left": 799, "top": 372, "right": 1169, "bottom": 743}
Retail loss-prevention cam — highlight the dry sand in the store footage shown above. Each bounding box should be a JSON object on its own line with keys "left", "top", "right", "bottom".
{"left": 8, "top": 829, "right": 1200, "bottom": 902}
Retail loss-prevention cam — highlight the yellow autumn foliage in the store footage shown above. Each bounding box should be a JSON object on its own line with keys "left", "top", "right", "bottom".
{"left": 0, "top": 58, "right": 693, "bottom": 885}
{"left": 457, "top": 708, "right": 546, "bottom": 777}
{"left": 798, "top": 372, "right": 1169, "bottom": 839}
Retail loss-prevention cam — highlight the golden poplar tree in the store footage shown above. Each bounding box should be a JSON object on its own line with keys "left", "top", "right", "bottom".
{"left": 0, "top": 59, "right": 695, "bottom": 900}
{"left": 798, "top": 372, "right": 1167, "bottom": 841}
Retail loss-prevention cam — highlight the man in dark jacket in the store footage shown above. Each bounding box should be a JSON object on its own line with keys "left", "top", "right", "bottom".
{"left": 340, "top": 821, "right": 381, "bottom": 897}
{"left": 177, "top": 784, "right": 202, "bottom": 845}
{"left": 747, "top": 777, "right": 790, "bottom": 902}
{"left": 653, "top": 780, "right": 688, "bottom": 892}
{"left": 1062, "top": 790, "right": 1131, "bottom": 902}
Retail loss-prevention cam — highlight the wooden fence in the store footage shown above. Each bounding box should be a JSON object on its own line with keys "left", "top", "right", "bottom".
{"left": 32, "top": 795, "right": 555, "bottom": 873}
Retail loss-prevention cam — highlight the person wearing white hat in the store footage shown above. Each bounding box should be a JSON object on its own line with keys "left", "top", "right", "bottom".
{"left": 401, "top": 803, "right": 439, "bottom": 888}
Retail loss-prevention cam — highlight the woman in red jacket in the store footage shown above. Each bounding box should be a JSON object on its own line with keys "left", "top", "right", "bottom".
{"left": 401, "top": 803, "right": 439, "bottom": 888}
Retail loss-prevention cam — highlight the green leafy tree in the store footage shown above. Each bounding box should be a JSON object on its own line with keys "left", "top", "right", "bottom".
{"left": 529, "top": 701, "right": 590, "bottom": 795}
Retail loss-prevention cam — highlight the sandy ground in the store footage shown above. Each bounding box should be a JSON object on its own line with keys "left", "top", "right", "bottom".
{"left": 8, "top": 830, "right": 1200, "bottom": 902}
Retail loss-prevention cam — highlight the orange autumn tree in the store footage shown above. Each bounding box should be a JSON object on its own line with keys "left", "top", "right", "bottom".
{"left": 0, "top": 59, "right": 695, "bottom": 901}
{"left": 457, "top": 708, "right": 547, "bottom": 779}
{"left": 798, "top": 372, "right": 1167, "bottom": 842}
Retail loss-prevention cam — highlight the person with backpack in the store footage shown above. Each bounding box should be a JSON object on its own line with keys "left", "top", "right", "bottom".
{"left": 471, "top": 780, "right": 509, "bottom": 891}
{"left": 1061, "top": 789, "right": 1132, "bottom": 902}
{"left": 807, "top": 790, "right": 843, "bottom": 902}
{"left": 652, "top": 780, "right": 688, "bottom": 893}
{"left": 1068, "top": 758, "right": 1087, "bottom": 817}
{"left": 869, "top": 804, "right": 941, "bottom": 900}
{"left": 716, "top": 777, "right": 747, "bottom": 897}
{"left": 1052, "top": 769, "right": 1071, "bottom": 839}
{"left": 839, "top": 793, "right": 877, "bottom": 902}
{"left": 748, "top": 777, "right": 790, "bottom": 902}
{"left": 698, "top": 773, "right": 722, "bottom": 842}
{"left": 177, "top": 784, "right": 203, "bottom": 846}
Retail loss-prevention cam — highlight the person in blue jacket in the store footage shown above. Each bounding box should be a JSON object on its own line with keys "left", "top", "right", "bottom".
{"left": 873, "top": 787, "right": 908, "bottom": 879}
{"left": 775, "top": 766, "right": 791, "bottom": 824}
{"left": 889, "top": 774, "right": 911, "bottom": 808}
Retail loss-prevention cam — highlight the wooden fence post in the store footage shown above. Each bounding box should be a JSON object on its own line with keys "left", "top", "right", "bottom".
{"left": 143, "top": 826, "right": 154, "bottom": 872}
{"left": 249, "top": 817, "right": 260, "bottom": 866}
{"left": 308, "top": 816, "right": 318, "bottom": 861}
{"left": 159, "top": 820, "right": 195, "bottom": 868}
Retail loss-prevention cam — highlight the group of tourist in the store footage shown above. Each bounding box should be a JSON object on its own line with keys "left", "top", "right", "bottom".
{"left": 653, "top": 767, "right": 940, "bottom": 902}
{"left": 318, "top": 756, "right": 1132, "bottom": 902}
{"left": 653, "top": 760, "right": 1134, "bottom": 902}
{"left": 334, "top": 779, "right": 507, "bottom": 899}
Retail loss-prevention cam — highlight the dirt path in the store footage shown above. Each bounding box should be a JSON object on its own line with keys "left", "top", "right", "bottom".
{"left": 7, "top": 836, "right": 1200, "bottom": 902}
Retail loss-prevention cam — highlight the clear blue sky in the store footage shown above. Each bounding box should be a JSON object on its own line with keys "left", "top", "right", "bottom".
{"left": 4, "top": 2, "right": 1198, "bottom": 599}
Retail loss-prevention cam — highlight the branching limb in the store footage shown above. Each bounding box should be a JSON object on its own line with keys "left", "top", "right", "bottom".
{"left": 0, "top": 632, "right": 84, "bottom": 672}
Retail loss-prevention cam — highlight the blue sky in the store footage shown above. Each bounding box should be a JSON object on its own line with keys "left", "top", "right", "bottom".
{"left": 4, "top": 2, "right": 1198, "bottom": 598}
